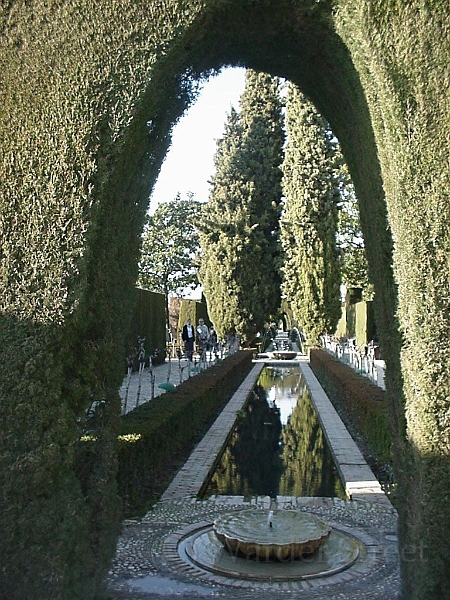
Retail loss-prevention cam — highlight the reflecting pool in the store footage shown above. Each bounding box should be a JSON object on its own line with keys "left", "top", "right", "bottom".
{"left": 200, "top": 366, "right": 345, "bottom": 499}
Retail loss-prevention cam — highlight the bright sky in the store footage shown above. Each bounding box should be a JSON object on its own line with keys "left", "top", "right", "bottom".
{"left": 149, "top": 67, "right": 247, "bottom": 214}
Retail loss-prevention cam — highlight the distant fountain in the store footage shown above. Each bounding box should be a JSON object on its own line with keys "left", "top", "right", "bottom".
{"left": 271, "top": 350, "right": 298, "bottom": 360}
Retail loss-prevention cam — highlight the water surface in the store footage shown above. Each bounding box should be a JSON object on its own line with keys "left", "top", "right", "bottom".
{"left": 201, "top": 365, "right": 345, "bottom": 499}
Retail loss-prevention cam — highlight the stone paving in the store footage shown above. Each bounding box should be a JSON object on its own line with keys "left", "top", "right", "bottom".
{"left": 119, "top": 354, "right": 220, "bottom": 414}
{"left": 108, "top": 497, "right": 399, "bottom": 600}
{"left": 108, "top": 358, "right": 400, "bottom": 599}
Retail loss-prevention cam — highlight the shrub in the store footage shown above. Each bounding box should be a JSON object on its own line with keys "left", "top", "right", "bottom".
{"left": 309, "top": 349, "right": 392, "bottom": 468}
{"left": 116, "top": 350, "right": 253, "bottom": 516}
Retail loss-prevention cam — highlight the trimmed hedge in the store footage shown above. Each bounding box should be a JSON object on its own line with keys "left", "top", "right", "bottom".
{"left": 309, "top": 349, "right": 392, "bottom": 468}
{"left": 125, "top": 288, "right": 167, "bottom": 367}
{"left": 178, "top": 299, "right": 211, "bottom": 332}
{"left": 354, "top": 300, "right": 376, "bottom": 348}
{"left": 117, "top": 350, "right": 253, "bottom": 516}
{"left": 1, "top": 0, "right": 449, "bottom": 597}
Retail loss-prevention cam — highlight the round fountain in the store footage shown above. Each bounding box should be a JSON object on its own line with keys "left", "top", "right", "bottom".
{"left": 213, "top": 508, "right": 331, "bottom": 561}
{"left": 179, "top": 507, "right": 365, "bottom": 582}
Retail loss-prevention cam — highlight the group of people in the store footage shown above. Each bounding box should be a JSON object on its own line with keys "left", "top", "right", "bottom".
{"left": 181, "top": 318, "right": 218, "bottom": 360}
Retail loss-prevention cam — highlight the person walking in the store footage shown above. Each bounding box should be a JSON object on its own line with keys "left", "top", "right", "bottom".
{"left": 181, "top": 318, "right": 195, "bottom": 360}
{"left": 196, "top": 318, "right": 209, "bottom": 356}
{"left": 208, "top": 326, "right": 218, "bottom": 360}
{"left": 226, "top": 326, "right": 240, "bottom": 354}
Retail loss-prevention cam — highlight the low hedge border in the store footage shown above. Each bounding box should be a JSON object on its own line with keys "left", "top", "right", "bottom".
{"left": 117, "top": 350, "right": 254, "bottom": 516}
{"left": 309, "top": 349, "right": 393, "bottom": 487}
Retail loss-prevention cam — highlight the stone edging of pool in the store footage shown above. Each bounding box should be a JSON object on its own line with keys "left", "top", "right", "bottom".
{"left": 298, "top": 360, "right": 392, "bottom": 507}
{"left": 161, "top": 358, "right": 393, "bottom": 508}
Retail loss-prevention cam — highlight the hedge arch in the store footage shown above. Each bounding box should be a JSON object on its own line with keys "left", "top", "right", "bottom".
{"left": 1, "top": 2, "right": 449, "bottom": 599}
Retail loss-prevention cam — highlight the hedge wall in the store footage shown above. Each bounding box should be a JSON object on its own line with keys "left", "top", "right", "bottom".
{"left": 117, "top": 350, "right": 253, "bottom": 515}
{"left": 1, "top": 1, "right": 449, "bottom": 598}
{"left": 355, "top": 301, "right": 376, "bottom": 348}
{"left": 178, "top": 299, "right": 211, "bottom": 332}
{"left": 334, "top": 298, "right": 377, "bottom": 347}
{"left": 309, "top": 349, "right": 391, "bottom": 468}
{"left": 125, "top": 288, "right": 167, "bottom": 367}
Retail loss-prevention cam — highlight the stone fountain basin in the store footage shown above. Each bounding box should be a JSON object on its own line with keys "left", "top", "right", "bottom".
{"left": 271, "top": 351, "right": 298, "bottom": 360}
{"left": 213, "top": 509, "right": 331, "bottom": 561}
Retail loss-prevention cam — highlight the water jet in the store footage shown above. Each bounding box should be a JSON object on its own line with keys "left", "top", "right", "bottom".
{"left": 213, "top": 508, "right": 331, "bottom": 561}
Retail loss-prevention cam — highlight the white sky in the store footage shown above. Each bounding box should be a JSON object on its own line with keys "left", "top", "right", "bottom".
{"left": 149, "top": 67, "right": 247, "bottom": 214}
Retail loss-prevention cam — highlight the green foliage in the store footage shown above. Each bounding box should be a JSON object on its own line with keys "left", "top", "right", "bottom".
{"left": 281, "top": 85, "right": 341, "bottom": 345}
{"left": 125, "top": 288, "right": 167, "bottom": 366}
{"left": 178, "top": 299, "right": 211, "bottom": 333}
{"left": 1, "top": 0, "right": 449, "bottom": 597}
{"left": 279, "top": 382, "right": 344, "bottom": 498}
{"left": 335, "top": 5, "right": 450, "bottom": 595}
{"left": 202, "top": 385, "right": 284, "bottom": 498}
{"left": 355, "top": 300, "right": 377, "bottom": 348}
{"left": 309, "top": 349, "right": 392, "bottom": 468}
{"left": 138, "top": 194, "right": 201, "bottom": 300}
{"left": 0, "top": 3, "right": 203, "bottom": 596}
{"left": 117, "top": 351, "right": 253, "bottom": 515}
{"left": 334, "top": 304, "right": 347, "bottom": 338}
{"left": 336, "top": 163, "right": 371, "bottom": 291}
{"left": 341, "top": 293, "right": 377, "bottom": 345}
{"left": 198, "top": 70, "right": 284, "bottom": 342}
{"left": 201, "top": 367, "right": 344, "bottom": 499}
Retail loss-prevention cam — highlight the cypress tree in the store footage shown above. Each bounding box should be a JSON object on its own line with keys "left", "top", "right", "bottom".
{"left": 281, "top": 84, "right": 341, "bottom": 345}
{"left": 199, "top": 70, "right": 284, "bottom": 343}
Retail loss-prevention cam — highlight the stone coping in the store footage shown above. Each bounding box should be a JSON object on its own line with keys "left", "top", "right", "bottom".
{"left": 298, "top": 360, "right": 392, "bottom": 507}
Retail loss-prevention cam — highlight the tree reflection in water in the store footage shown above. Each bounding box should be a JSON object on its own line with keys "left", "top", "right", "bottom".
{"left": 201, "top": 366, "right": 345, "bottom": 499}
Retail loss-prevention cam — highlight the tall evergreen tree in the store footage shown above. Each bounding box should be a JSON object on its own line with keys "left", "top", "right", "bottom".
{"left": 198, "top": 70, "right": 284, "bottom": 342}
{"left": 281, "top": 84, "right": 341, "bottom": 345}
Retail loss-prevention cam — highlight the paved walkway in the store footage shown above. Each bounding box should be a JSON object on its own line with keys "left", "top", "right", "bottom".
{"left": 119, "top": 354, "right": 220, "bottom": 414}
{"left": 109, "top": 357, "right": 400, "bottom": 599}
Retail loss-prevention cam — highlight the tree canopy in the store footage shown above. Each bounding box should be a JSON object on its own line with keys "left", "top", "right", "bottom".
{"left": 198, "top": 70, "right": 284, "bottom": 342}
{"left": 336, "top": 163, "right": 371, "bottom": 294}
{"left": 281, "top": 84, "right": 341, "bottom": 344}
{"left": 138, "top": 194, "right": 201, "bottom": 326}
{"left": 2, "top": 2, "right": 450, "bottom": 597}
